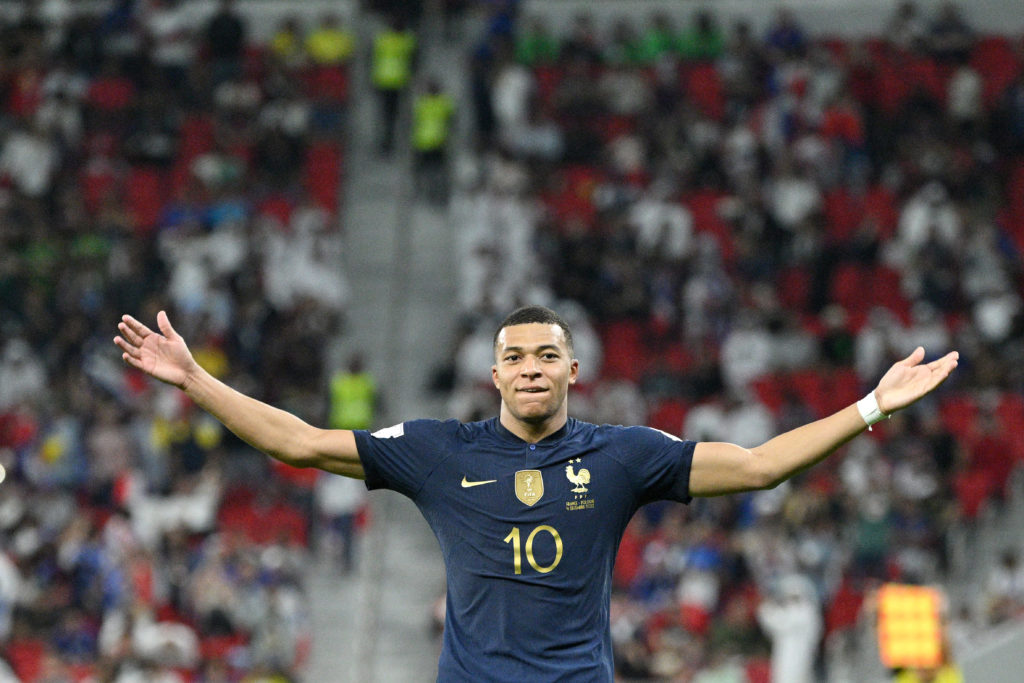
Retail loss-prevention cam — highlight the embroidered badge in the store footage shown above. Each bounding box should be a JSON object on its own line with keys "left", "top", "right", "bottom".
{"left": 515, "top": 469, "right": 544, "bottom": 506}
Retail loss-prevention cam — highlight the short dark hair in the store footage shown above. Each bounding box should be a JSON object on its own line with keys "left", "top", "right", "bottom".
{"left": 493, "top": 306, "right": 574, "bottom": 355}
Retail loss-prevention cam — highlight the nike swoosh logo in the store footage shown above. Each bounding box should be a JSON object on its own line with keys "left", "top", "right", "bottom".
{"left": 461, "top": 476, "right": 497, "bottom": 488}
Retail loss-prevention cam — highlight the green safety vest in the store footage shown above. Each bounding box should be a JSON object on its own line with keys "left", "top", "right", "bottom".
{"left": 329, "top": 372, "right": 376, "bottom": 430}
{"left": 412, "top": 93, "right": 454, "bottom": 151}
{"left": 372, "top": 30, "right": 416, "bottom": 90}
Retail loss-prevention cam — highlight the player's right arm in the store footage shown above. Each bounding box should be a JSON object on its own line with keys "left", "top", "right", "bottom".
{"left": 114, "top": 311, "right": 364, "bottom": 479}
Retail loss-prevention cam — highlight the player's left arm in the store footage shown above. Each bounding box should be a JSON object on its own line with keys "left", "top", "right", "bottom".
{"left": 688, "top": 347, "right": 958, "bottom": 497}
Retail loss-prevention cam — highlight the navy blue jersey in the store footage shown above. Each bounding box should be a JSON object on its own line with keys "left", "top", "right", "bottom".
{"left": 354, "top": 417, "right": 695, "bottom": 682}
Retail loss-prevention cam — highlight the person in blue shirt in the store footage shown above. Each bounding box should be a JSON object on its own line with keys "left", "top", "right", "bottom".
{"left": 114, "top": 305, "right": 958, "bottom": 682}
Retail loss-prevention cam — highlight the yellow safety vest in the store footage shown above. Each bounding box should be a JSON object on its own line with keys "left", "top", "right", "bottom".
{"left": 306, "top": 28, "right": 356, "bottom": 64}
{"left": 413, "top": 93, "right": 454, "bottom": 151}
{"left": 329, "top": 372, "right": 376, "bottom": 430}
{"left": 372, "top": 30, "right": 415, "bottom": 90}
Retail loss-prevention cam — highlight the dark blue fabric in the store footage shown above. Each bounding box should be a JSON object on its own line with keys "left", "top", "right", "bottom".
{"left": 355, "top": 418, "right": 694, "bottom": 682}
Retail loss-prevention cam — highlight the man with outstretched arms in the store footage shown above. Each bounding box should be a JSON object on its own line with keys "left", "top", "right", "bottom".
{"left": 114, "top": 305, "right": 958, "bottom": 682}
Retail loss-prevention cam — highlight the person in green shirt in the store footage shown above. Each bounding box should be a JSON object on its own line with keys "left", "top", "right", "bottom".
{"left": 635, "top": 12, "right": 679, "bottom": 65}
{"left": 515, "top": 16, "right": 560, "bottom": 66}
{"left": 678, "top": 10, "right": 725, "bottom": 62}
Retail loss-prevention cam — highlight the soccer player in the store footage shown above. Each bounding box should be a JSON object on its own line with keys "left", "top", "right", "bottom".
{"left": 114, "top": 305, "right": 958, "bottom": 681}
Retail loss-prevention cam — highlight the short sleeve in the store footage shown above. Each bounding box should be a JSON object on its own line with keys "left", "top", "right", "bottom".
{"left": 610, "top": 426, "right": 695, "bottom": 505}
{"left": 353, "top": 419, "right": 457, "bottom": 499}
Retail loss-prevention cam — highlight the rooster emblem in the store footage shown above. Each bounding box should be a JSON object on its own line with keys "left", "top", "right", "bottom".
{"left": 565, "top": 464, "right": 591, "bottom": 493}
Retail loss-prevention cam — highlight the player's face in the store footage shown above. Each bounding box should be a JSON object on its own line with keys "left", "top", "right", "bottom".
{"left": 492, "top": 323, "right": 578, "bottom": 427}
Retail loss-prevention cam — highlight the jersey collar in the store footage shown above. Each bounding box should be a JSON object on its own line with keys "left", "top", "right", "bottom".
{"left": 491, "top": 417, "right": 574, "bottom": 445}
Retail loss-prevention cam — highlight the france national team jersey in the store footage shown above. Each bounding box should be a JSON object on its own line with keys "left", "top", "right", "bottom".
{"left": 353, "top": 417, "right": 695, "bottom": 682}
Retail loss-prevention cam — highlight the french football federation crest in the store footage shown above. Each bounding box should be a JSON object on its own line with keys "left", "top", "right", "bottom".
{"left": 565, "top": 462, "right": 590, "bottom": 493}
{"left": 515, "top": 470, "right": 544, "bottom": 506}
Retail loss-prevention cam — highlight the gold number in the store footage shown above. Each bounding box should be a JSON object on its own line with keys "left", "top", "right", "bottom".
{"left": 526, "top": 525, "right": 563, "bottom": 573}
{"left": 503, "top": 527, "right": 522, "bottom": 575}
{"left": 504, "top": 525, "right": 563, "bottom": 575}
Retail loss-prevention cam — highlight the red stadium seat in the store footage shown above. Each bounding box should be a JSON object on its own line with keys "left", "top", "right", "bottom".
{"left": 647, "top": 398, "right": 689, "bottom": 436}
{"left": 304, "top": 65, "right": 350, "bottom": 102}
{"left": 79, "top": 161, "right": 121, "bottom": 216}
{"left": 86, "top": 75, "right": 135, "bottom": 112}
{"left": 829, "top": 263, "right": 867, "bottom": 312}
{"left": 789, "top": 369, "right": 829, "bottom": 418}
{"left": 823, "top": 368, "right": 863, "bottom": 416}
{"left": 681, "top": 63, "right": 725, "bottom": 121}
{"left": 599, "top": 319, "right": 645, "bottom": 381}
{"left": 304, "top": 142, "right": 343, "bottom": 214}
{"left": 258, "top": 194, "right": 295, "bottom": 226}
{"left": 177, "top": 115, "right": 216, "bottom": 163}
{"left": 6, "top": 638, "right": 45, "bottom": 682}
{"left": 824, "top": 188, "right": 861, "bottom": 243}
{"left": 533, "top": 65, "right": 563, "bottom": 110}
{"left": 970, "top": 36, "right": 1021, "bottom": 106}
{"left": 124, "top": 166, "right": 166, "bottom": 235}
{"left": 869, "top": 265, "right": 911, "bottom": 321}
{"left": 777, "top": 266, "right": 812, "bottom": 312}
{"left": 685, "top": 190, "right": 734, "bottom": 262}
{"left": 745, "top": 657, "right": 772, "bottom": 683}
{"left": 954, "top": 469, "right": 993, "bottom": 519}
{"left": 751, "top": 373, "right": 786, "bottom": 415}
{"left": 939, "top": 395, "right": 978, "bottom": 440}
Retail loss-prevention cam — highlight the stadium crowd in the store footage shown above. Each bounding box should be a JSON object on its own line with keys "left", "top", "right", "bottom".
{"left": 0, "top": 1, "right": 353, "bottom": 681}
{"left": 439, "top": 2, "right": 1024, "bottom": 680}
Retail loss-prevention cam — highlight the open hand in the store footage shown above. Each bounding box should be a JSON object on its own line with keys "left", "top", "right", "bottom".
{"left": 114, "top": 311, "right": 198, "bottom": 389}
{"left": 875, "top": 347, "right": 959, "bottom": 415}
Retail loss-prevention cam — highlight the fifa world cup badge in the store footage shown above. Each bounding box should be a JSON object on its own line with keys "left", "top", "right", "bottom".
{"left": 515, "top": 470, "right": 543, "bottom": 506}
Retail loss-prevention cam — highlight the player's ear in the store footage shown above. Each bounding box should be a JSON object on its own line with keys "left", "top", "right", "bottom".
{"left": 492, "top": 364, "right": 500, "bottom": 388}
{"left": 568, "top": 359, "right": 579, "bottom": 385}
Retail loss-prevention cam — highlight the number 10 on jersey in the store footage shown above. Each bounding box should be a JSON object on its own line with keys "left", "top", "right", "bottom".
{"left": 503, "top": 525, "right": 563, "bottom": 574}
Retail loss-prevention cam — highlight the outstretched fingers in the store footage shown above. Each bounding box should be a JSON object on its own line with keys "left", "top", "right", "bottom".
{"left": 120, "top": 350, "right": 146, "bottom": 371}
{"left": 117, "top": 321, "right": 145, "bottom": 347}
{"left": 156, "top": 310, "right": 180, "bottom": 341}
{"left": 927, "top": 350, "right": 959, "bottom": 370}
{"left": 900, "top": 346, "right": 926, "bottom": 367}
{"left": 120, "top": 314, "right": 154, "bottom": 340}
{"left": 113, "top": 335, "right": 142, "bottom": 358}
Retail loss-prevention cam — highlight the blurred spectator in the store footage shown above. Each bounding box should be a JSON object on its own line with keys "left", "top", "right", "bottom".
{"left": 142, "top": 0, "right": 195, "bottom": 96}
{"left": 928, "top": 2, "right": 974, "bottom": 63}
{"left": 719, "top": 309, "right": 773, "bottom": 397}
{"left": 0, "top": 2, "right": 348, "bottom": 679}
{"left": 679, "top": 10, "right": 724, "bottom": 62}
{"left": 492, "top": 48, "right": 534, "bottom": 139}
{"left": 561, "top": 12, "right": 602, "bottom": 65}
{"left": 305, "top": 12, "right": 356, "bottom": 66}
{"left": 757, "top": 574, "right": 823, "bottom": 683}
{"left": 204, "top": 0, "right": 247, "bottom": 84}
{"left": 268, "top": 15, "right": 305, "bottom": 69}
{"left": 314, "top": 474, "right": 367, "bottom": 574}
{"left": 412, "top": 78, "right": 456, "bottom": 204}
{"left": 764, "top": 8, "right": 807, "bottom": 58}
{"left": 514, "top": 16, "right": 560, "bottom": 66}
{"left": 983, "top": 548, "right": 1024, "bottom": 624}
{"left": 886, "top": 1, "right": 929, "bottom": 50}
{"left": 0, "top": 120, "right": 61, "bottom": 199}
{"left": 0, "top": 339, "right": 47, "bottom": 410}
{"left": 372, "top": 14, "right": 417, "bottom": 154}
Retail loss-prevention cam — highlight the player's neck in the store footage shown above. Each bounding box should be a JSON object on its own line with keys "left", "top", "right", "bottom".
{"left": 498, "top": 408, "right": 568, "bottom": 444}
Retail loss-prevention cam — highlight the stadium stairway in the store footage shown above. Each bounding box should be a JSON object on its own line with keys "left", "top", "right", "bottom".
{"left": 304, "top": 3, "right": 467, "bottom": 682}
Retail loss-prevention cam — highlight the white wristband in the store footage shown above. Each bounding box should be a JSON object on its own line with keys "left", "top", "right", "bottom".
{"left": 856, "top": 391, "right": 889, "bottom": 430}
